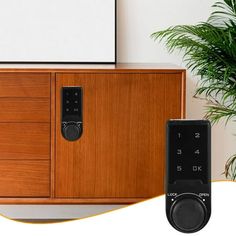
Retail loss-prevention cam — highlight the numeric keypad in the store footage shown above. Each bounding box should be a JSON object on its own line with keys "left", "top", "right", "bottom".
{"left": 167, "top": 122, "right": 209, "bottom": 184}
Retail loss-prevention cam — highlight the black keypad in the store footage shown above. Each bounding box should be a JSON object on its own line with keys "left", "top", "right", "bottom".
{"left": 168, "top": 122, "right": 209, "bottom": 184}
{"left": 62, "top": 87, "right": 82, "bottom": 122}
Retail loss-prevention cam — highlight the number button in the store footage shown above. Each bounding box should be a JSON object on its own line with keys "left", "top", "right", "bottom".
{"left": 177, "top": 166, "right": 182, "bottom": 172}
{"left": 177, "top": 149, "right": 182, "bottom": 155}
{"left": 177, "top": 132, "right": 182, "bottom": 139}
{"left": 194, "top": 149, "right": 200, "bottom": 155}
{"left": 194, "top": 132, "right": 201, "bottom": 139}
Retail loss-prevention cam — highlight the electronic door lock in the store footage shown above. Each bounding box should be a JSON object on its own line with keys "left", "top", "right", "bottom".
{"left": 61, "top": 87, "right": 83, "bottom": 142}
{"left": 166, "top": 120, "right": 211, "bottom": 233}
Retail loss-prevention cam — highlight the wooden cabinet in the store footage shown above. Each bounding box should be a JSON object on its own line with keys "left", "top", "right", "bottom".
{"left": 0, "top": 73, "right": 51, "bottom": 197}
{"left": 0, "top": 64, "right": 185, "bottom": 204}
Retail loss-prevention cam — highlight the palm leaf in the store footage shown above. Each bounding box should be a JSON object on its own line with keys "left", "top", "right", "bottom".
{"left": 152, "top": 0, "right": 236, "bottom": 180}
{"left": 224, "top": 154, "right": 236, "bottom": 180}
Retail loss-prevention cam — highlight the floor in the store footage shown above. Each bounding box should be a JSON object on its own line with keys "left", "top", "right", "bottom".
{"left": 0, "top": 205, "right": 126, "bottom": 221}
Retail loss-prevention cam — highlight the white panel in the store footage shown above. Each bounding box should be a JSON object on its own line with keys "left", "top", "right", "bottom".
{"left": 0, "top": 0, "right": 115, "bottom": 62}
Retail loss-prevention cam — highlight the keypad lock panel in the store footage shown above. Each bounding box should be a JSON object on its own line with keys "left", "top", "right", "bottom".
{"left": 61, "top": 87, "right": 83, "bottom": 142}
{"left": 166, "top": 120, "right": 211, "bottom": 233}
{"left": 62, "top": 87, "right": 82, "bottom": 122}
{"left": 167, "top": 121, "right": 210, "bottom": 184}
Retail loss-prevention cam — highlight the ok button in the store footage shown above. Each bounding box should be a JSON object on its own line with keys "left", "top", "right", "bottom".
{"left": 193, "top": 166, "right": 202, "bottom": 172}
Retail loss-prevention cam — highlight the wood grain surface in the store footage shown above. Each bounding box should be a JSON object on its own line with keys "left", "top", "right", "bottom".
{"left": 0, "top": 72, "right": 51, "bottom": 198}
{"left": 0, "top": 63, "right": 185, "bottom": 73}
{"left": 0, "top": 160, "right": 50, "bottom": 197}
{"left": 0, "top": 73, "right": 50, "bottom": 98}
{"left": 0, "top": 98, "right": 50, "bottom": 122}
{"left": 50, "top": 73, "right": 56, "bottom": 198}
{"left": 0, "top": 197, "right": 150, "bottom": 204}
{"left": 0, "top": 123, "right": 50, "bottom": 160}
{"left": 55, "top": 72, "right": 185, "bottom": 198}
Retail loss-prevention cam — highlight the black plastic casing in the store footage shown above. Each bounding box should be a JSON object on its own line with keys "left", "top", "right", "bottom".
{"left": 166, "top": 120, "right": 211, "bottom": 233}
{"left": 61, "top": 87, "right": 83, "bottom": 141}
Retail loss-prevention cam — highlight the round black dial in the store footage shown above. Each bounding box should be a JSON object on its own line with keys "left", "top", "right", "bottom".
{"left": 169, "top": 195, "right": 207, "bottom": 233}
{"left": 63, "top": 124, "right": 82, "bottom": 141}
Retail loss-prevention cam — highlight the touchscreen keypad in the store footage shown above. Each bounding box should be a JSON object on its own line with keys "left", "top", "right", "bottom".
{"left": 168, "top": 123, "right": 209, "bottom": 184}
{"left": 62, "top": 87, "right": 82, "bottom": 122}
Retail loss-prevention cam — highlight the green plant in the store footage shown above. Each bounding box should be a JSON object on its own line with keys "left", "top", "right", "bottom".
{"left": 151, "top": 0, "right": 236, "bottom": 179}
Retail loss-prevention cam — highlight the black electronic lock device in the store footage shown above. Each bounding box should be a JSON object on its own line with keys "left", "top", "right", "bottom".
{"left": 61, "top": 87, "right": 83, "bottom": 141}
{"left": 166, "top": 120, "right": 211, "bottom": 233}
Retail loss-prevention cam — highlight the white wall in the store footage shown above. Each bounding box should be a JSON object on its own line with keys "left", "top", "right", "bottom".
{"left": 117, "top": 0, "right": 236, "bottom": 181}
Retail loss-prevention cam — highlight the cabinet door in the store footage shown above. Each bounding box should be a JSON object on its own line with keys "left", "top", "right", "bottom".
{"left": 55, "top": 73, "right": 185, "bottom": 198}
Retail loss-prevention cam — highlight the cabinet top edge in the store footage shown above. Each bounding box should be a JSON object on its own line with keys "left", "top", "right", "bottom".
{"left": 0, "top": 63, "right": 186, "bottom": 73}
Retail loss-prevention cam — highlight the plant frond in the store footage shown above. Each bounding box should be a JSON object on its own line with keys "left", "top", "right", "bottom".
{"left": 224, "top": 154, "right": 236, "bottom": 180}
{"left": 152, "top": 0, "right": 236, "bottom": 180}
{"left": 209, "top": 0, "right": 236, "bottom": 26}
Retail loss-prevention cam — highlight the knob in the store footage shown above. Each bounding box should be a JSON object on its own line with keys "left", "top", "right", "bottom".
{"left": 62, "top": 123, "right": 82, "bottom": 141}
{"left": 169, "top": 195, "right": 207, "bottom": 233}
